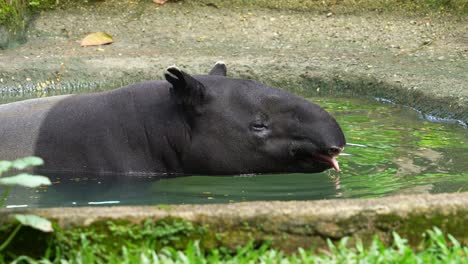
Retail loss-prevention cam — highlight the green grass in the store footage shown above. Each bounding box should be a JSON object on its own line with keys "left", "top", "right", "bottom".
{"left": 2, "top": 227, "right": 467, "bottom": 264}
{"left": 0, "top": 0, "right": 26, "bottom": 31}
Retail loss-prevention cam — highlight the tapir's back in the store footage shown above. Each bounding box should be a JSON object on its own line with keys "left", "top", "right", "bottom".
{"left": 0, "top": 95, "right": 71, "bottom": 160}
{"left": 0, "top": 80, "right": 177, "bottom": 176}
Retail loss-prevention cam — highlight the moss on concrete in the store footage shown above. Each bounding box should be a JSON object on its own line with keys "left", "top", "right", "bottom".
{"left": 1, "top": 192, "right": 467, "bottom": 255}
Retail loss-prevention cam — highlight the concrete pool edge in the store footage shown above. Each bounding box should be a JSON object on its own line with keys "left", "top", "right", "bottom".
{"left": 1, "top": 192, "right": 467, "bottom": 251}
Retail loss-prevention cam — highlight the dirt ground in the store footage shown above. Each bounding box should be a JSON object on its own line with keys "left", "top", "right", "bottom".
{"left": 0, "top": 1, "right": 466, "bottom": 123}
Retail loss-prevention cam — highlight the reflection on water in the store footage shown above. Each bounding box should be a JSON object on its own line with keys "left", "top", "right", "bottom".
{"left": 3, "top": 97, "right": 468, "bottom": 208}
{"left": 5, "top": 173, "right": 343, "bottom": 207}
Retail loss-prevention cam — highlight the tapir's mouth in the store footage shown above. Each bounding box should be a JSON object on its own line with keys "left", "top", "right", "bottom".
{"left": 312, "top": 154, "right": 340, "bottom": 171}
{"left": 291, "top": 145, "right": 344, "bottom": 172}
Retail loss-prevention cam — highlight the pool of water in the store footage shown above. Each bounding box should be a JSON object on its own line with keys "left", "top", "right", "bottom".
{"left": 2, "top": 96, "right": 467, "bottom": 208}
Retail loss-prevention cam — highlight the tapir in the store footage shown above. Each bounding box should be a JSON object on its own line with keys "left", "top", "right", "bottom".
{"left": 0, "top": 63, "right": 345, "bottom": 177}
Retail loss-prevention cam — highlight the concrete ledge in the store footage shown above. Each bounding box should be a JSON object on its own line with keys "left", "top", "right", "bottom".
{"left": 1, "top": 192, "right": 467, "bottom": 251}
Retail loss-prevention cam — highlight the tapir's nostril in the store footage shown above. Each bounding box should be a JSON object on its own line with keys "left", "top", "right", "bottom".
{"left": 328, "top": 146, "right": 343, "bottom": 156}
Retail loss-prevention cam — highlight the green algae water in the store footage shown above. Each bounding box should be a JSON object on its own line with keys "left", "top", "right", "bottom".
{"left": 3, "top": 97, "right": 467, "bottom": 208}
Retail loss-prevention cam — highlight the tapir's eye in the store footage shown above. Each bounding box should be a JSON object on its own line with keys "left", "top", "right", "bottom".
{"left": 251, "top": 113, "right": 269, "bottom": 134}
{"left": 251, "top": 123, "right": 268, "bottom": 132}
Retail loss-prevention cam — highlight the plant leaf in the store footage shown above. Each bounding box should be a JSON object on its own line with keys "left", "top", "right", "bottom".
{"left": 14, "top": 214, "right": 54, "bottom": 233}
{"left": 0, "top": 174, "right": 51, "bottom": 188}
{"left": 81, "top": 32, "right": 113, "bottom": 47}
{"left": 0, "top": 161, "right": 12, "bottom": 175}
{"left": 11, "top": 156, "right": 44, "bottom": 170}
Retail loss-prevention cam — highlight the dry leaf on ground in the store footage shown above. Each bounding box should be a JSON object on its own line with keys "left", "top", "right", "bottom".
{"left": 80, "top": 32, "right": 113, "bottom": 47}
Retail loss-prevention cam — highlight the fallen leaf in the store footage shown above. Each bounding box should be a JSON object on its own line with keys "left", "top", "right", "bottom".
{"left": 81, "top": 32, "right": 113, "bottom": 47}
{"left": 153, "top": 0, "right": 167, "bottom": 5}
{"left": 196, "top": 36, "right": 207, "bottom": 42}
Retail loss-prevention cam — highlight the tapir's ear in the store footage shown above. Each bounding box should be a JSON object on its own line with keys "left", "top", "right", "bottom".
{"left": 165, "top": 66, "right": 209, "bottom": 110}
{"left": 208, "top": 61, "right": 227, "bottom": 76}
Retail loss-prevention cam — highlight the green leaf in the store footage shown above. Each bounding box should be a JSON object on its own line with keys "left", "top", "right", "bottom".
{"left": 0, "top": 161, "right": 12, "bottom": 175}
{"left": 11, "top": 156, "right": 44, "bottom": 170}
{"left": 14, "top": 214, "right": 53, "bottom": 233}
{"left": 0, "top": 173, "right": 51, "bottom": 188}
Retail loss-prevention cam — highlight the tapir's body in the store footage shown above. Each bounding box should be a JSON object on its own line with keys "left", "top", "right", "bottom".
{"left": 1, "top": 82, "right": 185, "bottom": 175}
{"left": 0, "top": 63, "right": 345, "bottom": 177}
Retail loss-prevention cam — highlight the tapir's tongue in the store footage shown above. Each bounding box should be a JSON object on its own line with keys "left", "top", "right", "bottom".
{"left": 315, "top": 154, "right": 340, "bottom": 171}
{"left": 329, "top": 157, "right": 340, "bottom": 171}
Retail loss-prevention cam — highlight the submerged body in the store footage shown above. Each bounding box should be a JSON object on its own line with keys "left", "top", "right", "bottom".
{"left": 0, "top": 63, "right": 345, "bottom": 177}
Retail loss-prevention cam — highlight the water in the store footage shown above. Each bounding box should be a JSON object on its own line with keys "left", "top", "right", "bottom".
{"left": 2, "top": 97, "right": 467, "bottom": 208}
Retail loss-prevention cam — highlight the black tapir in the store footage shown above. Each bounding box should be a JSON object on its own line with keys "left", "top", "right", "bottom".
{"left": 0, "top": 63, "right": 345, "bottom": 176}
